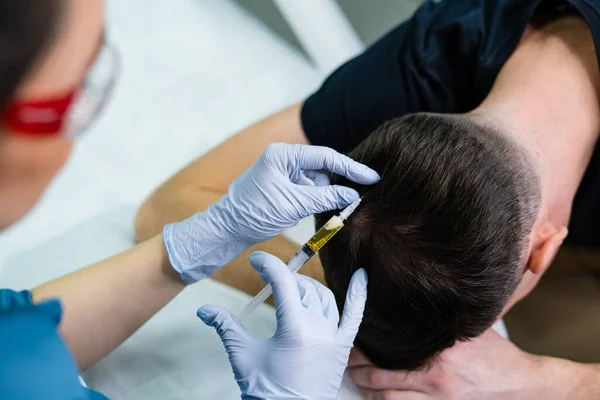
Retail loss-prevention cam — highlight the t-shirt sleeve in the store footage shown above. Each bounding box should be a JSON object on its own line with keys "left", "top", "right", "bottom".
{"left": 301, "top": 0, "right": 485, "bottom": 153}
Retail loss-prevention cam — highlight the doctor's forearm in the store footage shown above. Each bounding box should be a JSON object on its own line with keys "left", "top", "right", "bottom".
{"left": 31, "top": 235, "right": 185, "bottom": 371}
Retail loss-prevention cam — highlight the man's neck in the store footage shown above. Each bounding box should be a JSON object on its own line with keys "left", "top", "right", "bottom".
{"left": 472, "top": 16, "right": 600, "bottom": 224}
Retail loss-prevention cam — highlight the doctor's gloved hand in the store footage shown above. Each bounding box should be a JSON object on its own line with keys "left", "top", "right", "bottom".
{"left": 197, "top": 251, "right": 368, "bottom": 400}
{"left": 163, "top": 143, "right": 379, "bottom": 284}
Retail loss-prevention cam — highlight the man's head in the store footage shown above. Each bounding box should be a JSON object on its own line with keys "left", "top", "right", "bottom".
{"left": 317, "top": 113, "right": 546, "bottom": 369}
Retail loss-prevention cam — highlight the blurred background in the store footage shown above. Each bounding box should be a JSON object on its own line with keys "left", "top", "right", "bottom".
{"left": 0, "top": 0, "right": 426, "bottom": 260}
{"left": 237, "top": 0, "right": 422, "bottom": 51}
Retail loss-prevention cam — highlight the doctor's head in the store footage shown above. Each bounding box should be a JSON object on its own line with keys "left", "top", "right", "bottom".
{"left": 0, "top": 0, "right": 106, "bottom": 229}
{"left": 317, "top": 113, "right": 564, "bottom": 369}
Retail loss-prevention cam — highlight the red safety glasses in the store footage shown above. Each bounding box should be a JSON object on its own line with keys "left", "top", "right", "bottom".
{"left": 1, "top": 40, "right": 121, "bottom": 138}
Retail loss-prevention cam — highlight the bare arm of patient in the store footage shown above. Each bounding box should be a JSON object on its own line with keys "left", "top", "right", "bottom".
{"left": 135, "top": 103, "right": 325, "bottom": 296}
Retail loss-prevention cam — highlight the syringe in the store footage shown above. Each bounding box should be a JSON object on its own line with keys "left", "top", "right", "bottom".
{"left": 237, "top": 198, "right": 362, "bottom": 322}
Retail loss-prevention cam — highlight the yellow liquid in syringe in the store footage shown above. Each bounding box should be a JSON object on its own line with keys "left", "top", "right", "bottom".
{"left": 306, "top": 216, "right": 344, "bottom": 253}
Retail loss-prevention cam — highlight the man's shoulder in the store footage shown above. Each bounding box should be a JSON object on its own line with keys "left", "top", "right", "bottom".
{"left": 403, "top": 0, "right": 542, "bottom": 74}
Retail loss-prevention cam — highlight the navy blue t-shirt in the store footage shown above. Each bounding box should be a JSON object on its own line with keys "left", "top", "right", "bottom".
{"left": 302, "top": 0, "right": 600, "bottom": 248}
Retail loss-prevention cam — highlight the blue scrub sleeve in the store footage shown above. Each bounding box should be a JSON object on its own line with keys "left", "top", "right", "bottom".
{"left": 0, "top": 289, "right": 109, "bottom": 400}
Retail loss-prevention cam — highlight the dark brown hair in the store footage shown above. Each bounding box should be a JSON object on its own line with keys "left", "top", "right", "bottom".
{"left": 0, "top": 0, "right": 63, "bottom": 113}
{"left": 317, "top": 113, "right": 540, "bottom": 369}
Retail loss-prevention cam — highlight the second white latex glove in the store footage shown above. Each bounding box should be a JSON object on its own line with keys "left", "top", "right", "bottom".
{"left": 198, "top": 251, "right": 368, "bottom": 400}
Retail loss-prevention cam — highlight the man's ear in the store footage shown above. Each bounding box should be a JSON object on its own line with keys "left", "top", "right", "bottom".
{"left": 526, "top": 225, "right": 568, "bottom": 275}
{"left": 501, "top": 225, "right": 568, "bottom": 316}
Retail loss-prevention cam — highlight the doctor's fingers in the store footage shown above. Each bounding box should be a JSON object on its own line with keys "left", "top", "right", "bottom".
{"left": 296, "top": 275, "right": 321, "bottom": 310}
{"left": 296, "top": 274, "right": 339, "bottom": 329}
{"left": 197, "top": 305, "right": 253, "bottom": 343}
{"left": 292, "top": 183, "right": 360, "bottom": 216}
{"left": 338, "top": 268, "right": 368, "bottom": 345}
{"left": 292, "top": 145, "right": 380, "bottom": 185}
{"left": 302, "top": 170, "right": 331, "bottom": 186}
{"left": 249, "top": 252, "right": 303, "bottom": 317}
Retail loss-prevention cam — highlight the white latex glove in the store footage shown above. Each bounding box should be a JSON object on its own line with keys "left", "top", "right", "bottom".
{"left": 163, "top": 143, "right": 379, "bottom": 283}
{"left": 197, "top": 251, "right": 368, "bottom": 400}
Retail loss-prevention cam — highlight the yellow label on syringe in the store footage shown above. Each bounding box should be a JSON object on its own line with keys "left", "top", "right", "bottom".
{"left": 306, "top": 216, "right": 344, "bottom": 253}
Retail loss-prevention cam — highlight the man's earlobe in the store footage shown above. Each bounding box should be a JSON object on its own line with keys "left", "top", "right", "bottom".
{"left": 526, "top": 225, "right": 568, "bottom": 274}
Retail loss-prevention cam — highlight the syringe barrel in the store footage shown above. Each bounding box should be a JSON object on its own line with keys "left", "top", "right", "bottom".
{"left": 237, "top": 199, "right": 362, "bottom": 323}
{"left": 286, "top": 245, "right": 314, "bottom": 272}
